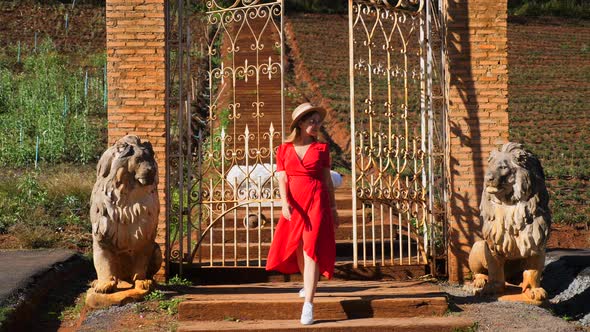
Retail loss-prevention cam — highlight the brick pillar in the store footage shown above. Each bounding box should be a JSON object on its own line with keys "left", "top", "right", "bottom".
{"left": 445, "top": 0, "right": 509, "bottom": 283}
{"left": 106, "top": 0, "right": 167, "bottom": 280}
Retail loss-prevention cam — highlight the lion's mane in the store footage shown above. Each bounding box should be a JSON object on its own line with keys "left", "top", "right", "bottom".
{"left": 480, "top": 143, "right": 551, "bottom": 259}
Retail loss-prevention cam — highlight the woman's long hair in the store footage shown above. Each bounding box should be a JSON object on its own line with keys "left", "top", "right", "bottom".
{"left": 284, "top": 111, "right": 321, "bottom": 143}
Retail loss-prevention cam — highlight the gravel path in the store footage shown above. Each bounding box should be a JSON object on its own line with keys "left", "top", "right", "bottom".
{"left": 441, "top": 283, "right": 585, "bottom": 332}
{"left": 440, "top": 249, "right": 590, "bottom": 332}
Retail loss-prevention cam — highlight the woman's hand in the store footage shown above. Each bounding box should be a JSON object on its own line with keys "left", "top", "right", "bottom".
{"left": 282, "top": 203, "right": 292, "bottom": 220}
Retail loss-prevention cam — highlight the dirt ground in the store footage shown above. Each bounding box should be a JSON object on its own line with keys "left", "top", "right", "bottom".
{"left": 548, "top": 223, "right": 590, "bottom": 249}
{"left": 57, "top": 290, "right": 180, "bottom": 332}
{"left": 60, "top": 301, "right": 178, "bottom": 332}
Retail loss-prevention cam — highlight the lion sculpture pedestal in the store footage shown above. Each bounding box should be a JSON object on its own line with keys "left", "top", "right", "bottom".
{"left": 86, "top": 135, "right": 162, "bottom": 309}
{"left": 468, "top": 142, "right": 551, "bottom": 304}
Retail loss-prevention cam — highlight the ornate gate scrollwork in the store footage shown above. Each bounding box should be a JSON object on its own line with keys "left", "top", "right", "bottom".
{"left": 165, "top": 0, "right": 447, "bottom": 278}
{"left": 349, "top": 0, "right": 448, "bottom": 270}
{"left": 166, "top": 0, "right": 285, "bottom": 276}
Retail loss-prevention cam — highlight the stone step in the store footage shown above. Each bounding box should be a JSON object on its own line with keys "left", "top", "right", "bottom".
{"left": 178, "top": 316, "right": 474, "bottom": 332}
{"left": 177, "top": 281, "right": 450, "bottom": 323}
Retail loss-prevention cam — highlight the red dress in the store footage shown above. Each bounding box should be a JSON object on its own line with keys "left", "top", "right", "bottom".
{"left": 265, "top": 141, "right": 336, "bottom": 279}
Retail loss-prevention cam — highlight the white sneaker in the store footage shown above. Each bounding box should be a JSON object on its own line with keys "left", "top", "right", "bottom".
{"left": 300, "top": 302, "right": 313, "bottom": 325}
{"left": 298, "top": 288, "right": 305, "bottom": 298}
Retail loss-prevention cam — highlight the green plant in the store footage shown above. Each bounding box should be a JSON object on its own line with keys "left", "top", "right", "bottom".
{"left": 167, "top": 275, "right": 193, "bottom": 286}
{"left": 145, "top": 290, "right": 166, "bottom": 302}
{"left": 158, "top": 298, "right": 183, "bottom": 315}
{"left": 0, "top": 38, "right": 104, "bottom": 166}
{"left": 144, "top": 289, "right": 183, "bottom": 315}
{"left": 168, "top": 186, "right": 192, "bottom": 240}
{"left": 0, "top": 306, "right": 14, "bottom": 326}
{"left": 218, "top": 107, "right": 231, "bottom": 131}
{"left": 0, "top": 173, "right": 48, "bottom": 234}
{"left": 58, "top": 300, "right": 84, "bottom": 321}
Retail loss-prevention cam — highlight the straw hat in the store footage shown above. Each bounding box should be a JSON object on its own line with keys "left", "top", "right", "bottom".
{"left": 289, "top": 102, "right": 326, "bottom": 130}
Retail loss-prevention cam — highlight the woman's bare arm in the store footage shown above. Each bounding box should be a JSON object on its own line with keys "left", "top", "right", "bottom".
{"left": 277, "top": 171, "right": 291, "bottom": 220}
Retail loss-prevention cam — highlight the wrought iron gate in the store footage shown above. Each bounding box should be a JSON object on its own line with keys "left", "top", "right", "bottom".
{"left": 165, "top": 0, "right": 447, "bottom": 277}
{"left": 348, "top": 0, "right": 448, "bottom": 270}
{"left": 165, "top": 0, "right": 285, "bottom": 276}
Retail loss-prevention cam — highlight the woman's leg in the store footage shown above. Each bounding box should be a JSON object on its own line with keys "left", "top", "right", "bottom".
{"left": 303, "top": 250, "right": 320, "bottom": 303}
{"left": 296, "top": 242, "right": 305, "bottom": 275}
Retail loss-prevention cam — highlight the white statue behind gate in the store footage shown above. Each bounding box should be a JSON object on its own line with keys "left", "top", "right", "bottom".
{"left": 226, "top": 163, "right": 343, "bottom": 202}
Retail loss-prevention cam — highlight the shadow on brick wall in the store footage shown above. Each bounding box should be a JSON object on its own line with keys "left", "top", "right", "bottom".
{"left": 446, "top": 0, "right": 488, "bottom": 283}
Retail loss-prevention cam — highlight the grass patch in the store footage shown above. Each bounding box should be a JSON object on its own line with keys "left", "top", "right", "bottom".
{"left": 0, "top": 164, "right": 95, "bottom": 250}
{"left": 144, "top": 290, "right": 184, "bottom": 316}
{"left": 10, "top": 223, "right": 60, "bottom": 249}
{"left": 158, "top": 298, "right": 183, "bottom": 315}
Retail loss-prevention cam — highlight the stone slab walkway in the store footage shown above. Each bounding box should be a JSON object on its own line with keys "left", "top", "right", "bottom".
{"left": 0, "top": 248, "right": 80, "bottom": 305}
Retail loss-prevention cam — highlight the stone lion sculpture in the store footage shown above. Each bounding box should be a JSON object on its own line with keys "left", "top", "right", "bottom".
{"left": 468, "top": 142, "right": 551, "bottom": 301}
{"left": 89, "top": 135, "right": 162, "bottom": 297}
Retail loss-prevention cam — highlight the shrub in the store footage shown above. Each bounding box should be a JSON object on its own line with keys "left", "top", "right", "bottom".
{"left": 9, "top": 223, "right": 60, "bottom": 249}
{"left": 0, "top": 173, "right": 47, "bottom": 234}
{"left": 0, "top": 166, "right": 94, "bottom": 249}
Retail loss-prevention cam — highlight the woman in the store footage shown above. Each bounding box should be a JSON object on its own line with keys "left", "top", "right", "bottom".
{"left": 265, "top": 102, "right": 339, "bottom": 325}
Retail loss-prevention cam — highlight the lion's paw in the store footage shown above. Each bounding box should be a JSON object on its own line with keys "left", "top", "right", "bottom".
{"left": 525, "top": 287, "right": 547, "bottom": 301}
{"left": 473, "top": 273, "right": 488, "bottom": 289}
{"left": 134, "top": 279, "right": 154, "bottom": 291}
{"left": 93, "top": 277, "right": 117, "bottom": 294}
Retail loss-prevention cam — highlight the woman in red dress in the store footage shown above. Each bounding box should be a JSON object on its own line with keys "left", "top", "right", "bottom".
{"left": 266, "top": 102, "right": 339, "bottom": 325}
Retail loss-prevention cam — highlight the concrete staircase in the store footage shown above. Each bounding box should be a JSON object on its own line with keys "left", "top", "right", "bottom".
{"left": 176, "top": 280, "right": 473, "bottom": 331}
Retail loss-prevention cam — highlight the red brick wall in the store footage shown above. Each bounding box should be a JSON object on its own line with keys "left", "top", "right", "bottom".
{"left": 106, "top": 0, "right": 166, "bottom": 280}
{"left": 445, "top": 0, "right": 510, "bottom": 282}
